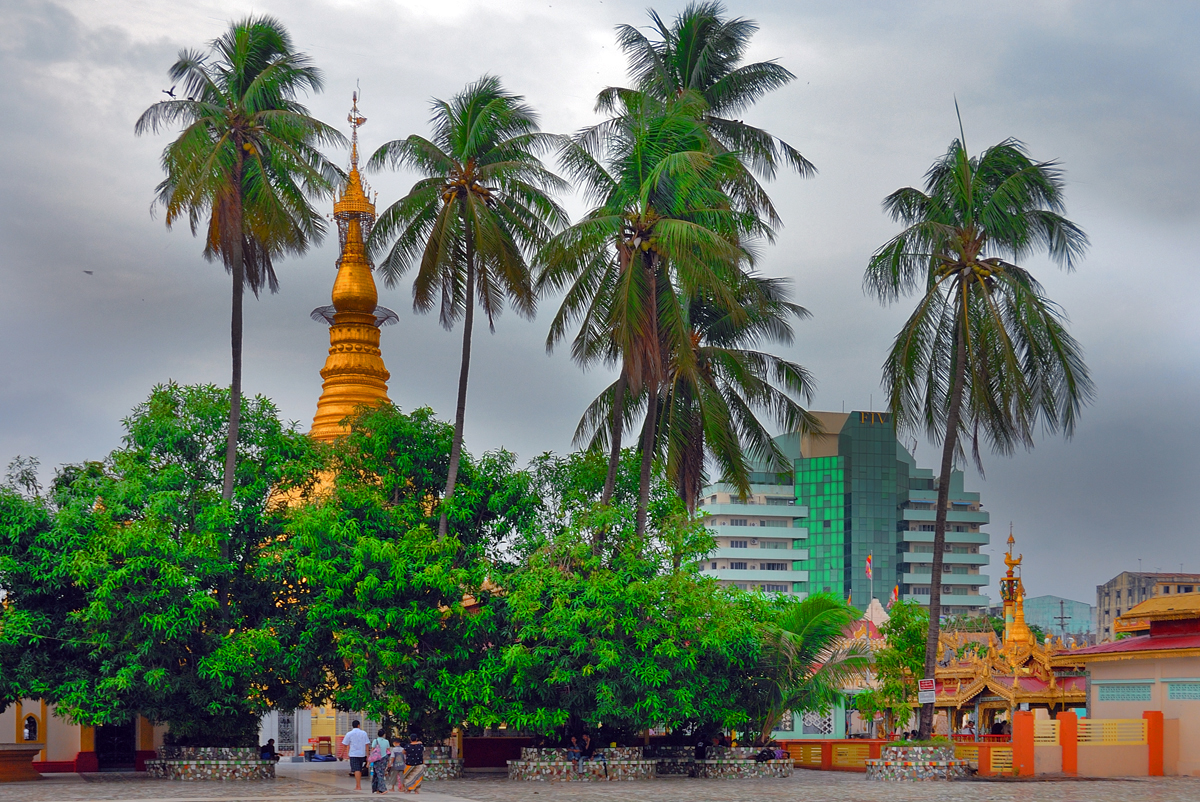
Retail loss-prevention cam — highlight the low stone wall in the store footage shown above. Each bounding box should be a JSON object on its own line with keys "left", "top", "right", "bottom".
{"left": 865, "top": 746, "right": 968, "bottom": 782}
{"left": 423, "top": 757, "right": 464, "bottom": 780}
{"left": 696, "top": 758, "right": 793, "bottom": 779}
{"left": 146, "top": 746, "right": 275, "bottom": 781}
{"left": 520, "top": 747, "right": 643, "bottom": 761}
{"left": 507, "top": 758, "right": 656, "bottom": 782}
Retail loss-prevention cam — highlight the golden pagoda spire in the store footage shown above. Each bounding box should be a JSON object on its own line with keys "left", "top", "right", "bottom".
{"left": 1000, "top": 526, "right": 1033, "bottom": 648}
{"left": 309, "top": 92, "right": 394, "bottom": 441}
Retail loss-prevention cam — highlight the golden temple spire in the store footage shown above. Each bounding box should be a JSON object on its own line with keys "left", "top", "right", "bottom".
{"left": 1000, "top": 527, "right": 1033, "bottom": 648}
{"left": 309, "top": 93, "right": 395, "bottom": 442}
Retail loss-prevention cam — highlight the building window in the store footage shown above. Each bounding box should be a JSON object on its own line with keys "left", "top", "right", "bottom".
{"left": 710, "top": 562, "right": 717, "bottom": 569}
{"left": 730, "top": 540, "right": 748, "bottom": 548}
{"left": 1168, "top": 682, "right": 1200, "bottom": 701}
{"left": 764, "top": 584, "right": 789, "bottom": 593}
{"left": 776, "top": 710, "right": 795, "bottom": 731}
{"left": 1097, "top": 684, "right": 1152, "bottom": 702}
{"left": 731, "top": 519, "right": 748, "bottom": 527}
{"left": 912, "top": 586, "right": 930, "bottom": 595}
{"left": 22, "top": 716, "right": 37, "bottom": 742}
{"left": 763, "top": 562, "right": 789, "bottom": 571}
{"left": 730, "top": 562, "right": 748, "bottom": 570}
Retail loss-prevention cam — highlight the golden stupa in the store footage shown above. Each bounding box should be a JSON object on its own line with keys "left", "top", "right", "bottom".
{"left": 309, "top": 93, "right": 395, "bottom": 441}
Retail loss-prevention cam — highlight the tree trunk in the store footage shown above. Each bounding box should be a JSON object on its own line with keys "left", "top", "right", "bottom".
{"left": 635, "top": 383, "right": 658, "bottom": 538}
{"left": 218, "top": 153, "right": 245, "bottom": 616}
{"left": 439, "top": 205, "right": 475, "bottom": 537}
{"left": 918, "top": 296, "right": 968, "bottom": 740}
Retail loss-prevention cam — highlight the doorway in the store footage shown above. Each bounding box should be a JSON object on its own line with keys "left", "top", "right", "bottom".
{"left": 95, "top": 721, "right": 137, "bottom": 771}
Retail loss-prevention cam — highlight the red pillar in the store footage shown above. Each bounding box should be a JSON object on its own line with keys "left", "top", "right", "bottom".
{"left": 1012, "top": 710, "right": 1035, "bottom": 777}
{"left": 820, "top": 740, "right": 833, "bottom": 771}
{"left": 976, "top": 743, "right": 993, "bottom": 777}
{"left": 1057, "top": 711, "right": 1077, "bottom": 776}
{"left": 1144, "top": 710, "right": 1163, "bottom": 777}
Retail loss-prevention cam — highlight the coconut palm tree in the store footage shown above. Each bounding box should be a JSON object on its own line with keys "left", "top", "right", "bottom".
{"left": 539, "top": 92, "right": 763, "bottom": 536}
{"left": 601, "top": 0, "right": 814, "bottom": 227}
{"left": 367, "top": 76, "right": 567, "bottom": 537}
{"left": 136, "top": 16, "right": 342, "bottom": 506}
{"left": 864, "top": 132, "right": 1093, "bottom": 738}
{"left": 576, "top": 273, "right": 818, "bottom": 515}
{"left": 749, "top": 593, "right": 869, "bottom": 744}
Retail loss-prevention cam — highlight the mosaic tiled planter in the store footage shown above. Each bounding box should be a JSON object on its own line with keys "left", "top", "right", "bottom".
{"left": 696, "top": 758, "right": 793, "bottom": 779}
{"left": 147, "top": 747, "right": 275, "bottom": 781}
{"left": 520, "top": 747, "right": 643, "bottom": 761}
{"left": 865, "top": 746, "right": 968, "bottom": 781}
{"left": 423, "top": 757, "right": 464, "bottom": 780}
{"left": 507, "top": 758, "right": 656, "bottom": 781}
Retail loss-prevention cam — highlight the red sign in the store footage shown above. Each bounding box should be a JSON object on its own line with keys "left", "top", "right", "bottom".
{"left": 918, "top": 678, "right": 935, "bottom": 692}
{"left": 308, "top": 738, "right": 320, "bottom": 744}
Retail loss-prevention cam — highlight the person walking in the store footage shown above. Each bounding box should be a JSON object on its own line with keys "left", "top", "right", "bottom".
{"left": 342, "top": 720, "right": 371, "bottom": 791}
{"left": 370, "top": 729, "right": 391, "bottom": 794}
{"left": 389, "top": 739, "right": 406, "bottom": 792}
{"left": 402, "top": 732, "right": 424, "bottom": 794}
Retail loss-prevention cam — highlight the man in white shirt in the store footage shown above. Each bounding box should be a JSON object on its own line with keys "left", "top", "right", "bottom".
{"left": 342, "top": 720, "right": 371, "bottom": 790}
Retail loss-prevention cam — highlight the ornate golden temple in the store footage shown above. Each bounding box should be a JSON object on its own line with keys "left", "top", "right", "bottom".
{"left": 309, "top": 94, "right": 395, "bottom": 441}
{"left": 930, "top": 532, "right": 1088, "bottom": 730}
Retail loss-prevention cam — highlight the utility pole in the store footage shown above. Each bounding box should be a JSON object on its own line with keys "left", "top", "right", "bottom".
{"left": 1054, "top": 599, "right": 1070, "bottom": 641}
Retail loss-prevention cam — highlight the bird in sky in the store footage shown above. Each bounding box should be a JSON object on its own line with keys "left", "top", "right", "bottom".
{"left": 83, "top": 270, "right": 94, "bottom": 275}
{"left": 162, "top": 85, "right": 176, "bottom": 98}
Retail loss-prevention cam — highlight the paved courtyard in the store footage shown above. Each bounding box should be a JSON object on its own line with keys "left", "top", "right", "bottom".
{"left": 0, "top": 765, "right": 1195, "bottom": 802}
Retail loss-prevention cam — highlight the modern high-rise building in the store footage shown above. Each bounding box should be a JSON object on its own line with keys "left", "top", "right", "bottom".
{"left": 697, "top": 411, "right": 991, "bottom": 615}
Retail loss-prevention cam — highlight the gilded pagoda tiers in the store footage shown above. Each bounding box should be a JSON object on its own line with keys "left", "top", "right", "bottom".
{"left": 931, "top": 532, "right": 1088, "bottom": 730}
{"left": 310, "top": 94, "right": 396, "bottom": 441}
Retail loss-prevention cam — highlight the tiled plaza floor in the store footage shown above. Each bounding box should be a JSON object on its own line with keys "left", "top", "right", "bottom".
{"left": 0, "top": 767, "right": 1195, "bottom": 802}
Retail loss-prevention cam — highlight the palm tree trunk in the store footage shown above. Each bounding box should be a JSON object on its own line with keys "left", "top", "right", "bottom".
{"left": 635, "top": 383, "right": 658, "bottom": 538}
{"left": 218, "top": 159, "right": 245, "bottom": 616}
{"left": 439, "top": 207, "right": 475, "bottom": 537}
{"left": 918, "top": 301, "right": 968, "bottom": 739}
{"left": 601, "top": 369, "right": 628, "bottom": 505}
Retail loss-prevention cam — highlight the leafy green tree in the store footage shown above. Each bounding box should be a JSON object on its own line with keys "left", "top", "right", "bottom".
{"left": 864, "top": 133, "right": 1092, "bottom": 738}
{"left": 746, "top": 592, "right": 869, "bottom": 743}
{"left": 285, "top": 403, "right": 537, "bottom": 738}
{"left": 367, "top": 76, "right": 567, "bottom": 537}
{"left": 853, "top": 600, "right": 928, "bottom": 737}
{"left": 442, "top": 509, "right": 769, "bottom": 741}
{"left": 136, "top": 16, "right": 342, "bottom": 511}
{"left": 2, "top": 383, "right": 321, "bottom": 744}
{"left": 539, "top": 91, "right": 762, "bottom": 534}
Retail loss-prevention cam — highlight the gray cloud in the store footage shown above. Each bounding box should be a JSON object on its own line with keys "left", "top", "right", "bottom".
{"left": 1, "top": 0, "right": 1197, "bottom": 606}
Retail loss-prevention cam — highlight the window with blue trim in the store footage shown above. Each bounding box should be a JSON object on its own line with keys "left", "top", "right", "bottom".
{"left": 1168, "top": 682, "right": 1200, "bottom": 701}
{"left": 1097, "top": 683, "right": 1152, "bottom": 702}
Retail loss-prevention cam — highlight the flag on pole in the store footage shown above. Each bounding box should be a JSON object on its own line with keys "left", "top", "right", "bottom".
{"left": 888, "top": 585, "right": 899, "bottom": 608}
{"left": 865, "top": 554, "right": 873, "bottom": 580}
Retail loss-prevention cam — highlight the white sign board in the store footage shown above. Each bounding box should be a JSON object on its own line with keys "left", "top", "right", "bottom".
{"left": 917, "top": 678, "right": 937, "bottom": 705}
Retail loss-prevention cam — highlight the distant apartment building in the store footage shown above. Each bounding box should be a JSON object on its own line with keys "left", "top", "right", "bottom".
{"left": 1096, "top": 572, "right": 1200, "bottom": 641}
{"left": 697, "top": 411, "right": 990, "bottom": 615}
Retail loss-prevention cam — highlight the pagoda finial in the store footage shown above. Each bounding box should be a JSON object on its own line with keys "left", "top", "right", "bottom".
{"left": 348, "top": 90, "right": 367, "bottom": 169}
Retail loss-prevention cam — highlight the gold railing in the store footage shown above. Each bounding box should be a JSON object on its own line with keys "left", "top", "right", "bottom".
{"left": 1033, "top": 719, "right": 1060, "bottom": 745}
{"left": 790, "top": 743, "right": 822, "bottom": 767}
{"left": 954, "top": 744, "right": 979, "bottom": 764}
{"left": 832, "top": 743, "right": 871, "bottom": 768}
{"left": 1078, "top": 719, "right": 1146, "bottom": 745}
{"left": 989, "top": 746, "right": 1013, "bottom": 774}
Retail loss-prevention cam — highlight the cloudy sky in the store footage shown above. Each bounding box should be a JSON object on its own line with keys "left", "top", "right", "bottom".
{"left": 2, "top": 0, "right": 1197, "bottom": 605}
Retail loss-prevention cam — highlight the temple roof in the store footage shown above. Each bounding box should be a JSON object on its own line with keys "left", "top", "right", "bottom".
{"left": 1120, "top": 593, "right": 1200, "bottom": 622}
{"left": 1071, "top": 631, "right": 1200, "bottom": 661}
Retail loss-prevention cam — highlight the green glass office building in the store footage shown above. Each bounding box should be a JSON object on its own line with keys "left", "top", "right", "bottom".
{"left": 700, "top": 411, "right": 990, "bottom": 616}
